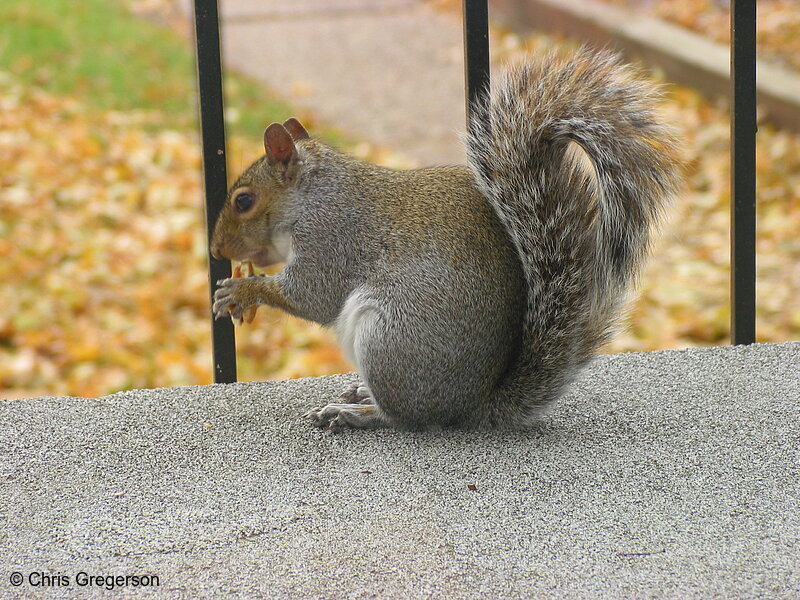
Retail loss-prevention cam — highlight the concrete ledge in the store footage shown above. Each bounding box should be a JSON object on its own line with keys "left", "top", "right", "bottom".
{"left": 491, "top": 0, "right": 800, "bottom": 133}
{"left": 2, "top": 342, "right": 799, "bottom": 598}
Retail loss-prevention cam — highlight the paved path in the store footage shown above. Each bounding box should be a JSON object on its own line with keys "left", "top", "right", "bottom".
{"left": 2, "top": 343, "right": 798, "bottom": 598}
{"left": 182, "top": 0, "right": 468, "bottom": 165}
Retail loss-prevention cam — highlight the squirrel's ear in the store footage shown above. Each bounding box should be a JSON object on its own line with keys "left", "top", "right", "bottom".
{"left": 264, "top": 123, "right": 301, "bottom": 184}
{"left": 283, "top": 117, "right": 309, "bottom": 141}
{"left": 264, "top": 123, "right": 297, "bottom": 166}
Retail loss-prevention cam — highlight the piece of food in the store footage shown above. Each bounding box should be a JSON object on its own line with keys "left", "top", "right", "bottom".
{"left": 230, "top": 261, "right": 258, "bottom": 326}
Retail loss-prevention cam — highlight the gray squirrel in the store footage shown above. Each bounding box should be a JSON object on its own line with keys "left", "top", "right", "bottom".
{"left": 211, "top": 49, "right": 681, "bottom": 431}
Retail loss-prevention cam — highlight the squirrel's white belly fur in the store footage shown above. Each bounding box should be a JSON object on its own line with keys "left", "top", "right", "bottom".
{"left": 335, "top": 288, "right": 380, "bottom": 390}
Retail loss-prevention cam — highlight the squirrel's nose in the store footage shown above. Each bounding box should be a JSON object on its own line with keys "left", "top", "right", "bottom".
{"left": 210, "top": 243, "right": 222, "bottom": 260}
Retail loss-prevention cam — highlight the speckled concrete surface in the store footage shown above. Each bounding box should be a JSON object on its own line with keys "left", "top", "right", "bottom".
{"left": 2, "top": 343, "right": 798, "bottom": 598}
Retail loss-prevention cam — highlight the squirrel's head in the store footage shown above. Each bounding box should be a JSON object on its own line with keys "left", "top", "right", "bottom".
{"left": 210, "top": 117, "right": 309, "bottom": 267}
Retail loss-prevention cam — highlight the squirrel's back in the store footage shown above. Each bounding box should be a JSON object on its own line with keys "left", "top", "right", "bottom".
{"left": 465, "top": 49, "right": 681, "bottom": 426}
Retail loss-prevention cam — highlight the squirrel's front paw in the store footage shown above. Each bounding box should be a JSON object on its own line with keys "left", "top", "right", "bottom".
{"left": 213, "top": 277, "right": 258, "bottom": 322}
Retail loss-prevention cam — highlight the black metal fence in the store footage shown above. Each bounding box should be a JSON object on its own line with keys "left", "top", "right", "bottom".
{"left": 193, "top": 0, "right": 236, "bottom": 383}
{"left": 192, "top": 0, "right": 758, "bottom": 383}
{"left": 730, "top": 0, "right": 757, "bottom": 345}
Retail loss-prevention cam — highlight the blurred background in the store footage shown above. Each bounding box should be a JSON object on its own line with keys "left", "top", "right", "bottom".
{"left": 1, "top": 0, "right": 798, "bottom": 399}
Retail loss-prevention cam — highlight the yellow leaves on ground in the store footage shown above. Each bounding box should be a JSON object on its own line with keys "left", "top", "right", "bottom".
{"left": 0, "top": 72, "right": 349, "bottom": 398}
{"left": 608, "top": 88, "right": 800, "bottom": 351}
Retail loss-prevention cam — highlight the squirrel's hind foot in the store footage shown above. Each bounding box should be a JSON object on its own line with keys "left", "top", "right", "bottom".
{"left": 304, "top": 401, "right": 389, "bottom": 432}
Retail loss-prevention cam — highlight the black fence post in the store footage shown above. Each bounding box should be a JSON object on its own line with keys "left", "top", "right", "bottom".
{"left": 463, "top": 0, "right": 490, "bottom": 128}
{"left": 730, "top": 0, "right": 757, "bottom": 345}
{"left": 193, "top": 0, "right": 237, "bottom": 382}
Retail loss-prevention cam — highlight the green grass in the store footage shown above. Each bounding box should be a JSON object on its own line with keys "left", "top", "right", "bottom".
{"left": 1, "top": 1, "right": 186, "bottom": 114}
{"left": 0, "top": 0, "right": 322, "bottom": 139}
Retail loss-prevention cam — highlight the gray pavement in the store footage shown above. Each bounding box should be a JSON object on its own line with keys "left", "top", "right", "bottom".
{"left": 2, "top": 342, "right": 799, "bottom": 598}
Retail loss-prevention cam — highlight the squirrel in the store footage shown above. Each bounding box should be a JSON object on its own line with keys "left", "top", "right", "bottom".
{"left": 210, "top": 49, "right": 681, "bottom": 431}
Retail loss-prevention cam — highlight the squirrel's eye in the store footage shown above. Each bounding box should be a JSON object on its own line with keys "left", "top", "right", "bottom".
{"left": 234, "top": 192, "right": 254, "bottom": 213}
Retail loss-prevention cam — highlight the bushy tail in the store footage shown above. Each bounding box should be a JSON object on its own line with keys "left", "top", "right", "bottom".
{"left": 465, "top": 49, "right": 681, "bottom": 425}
